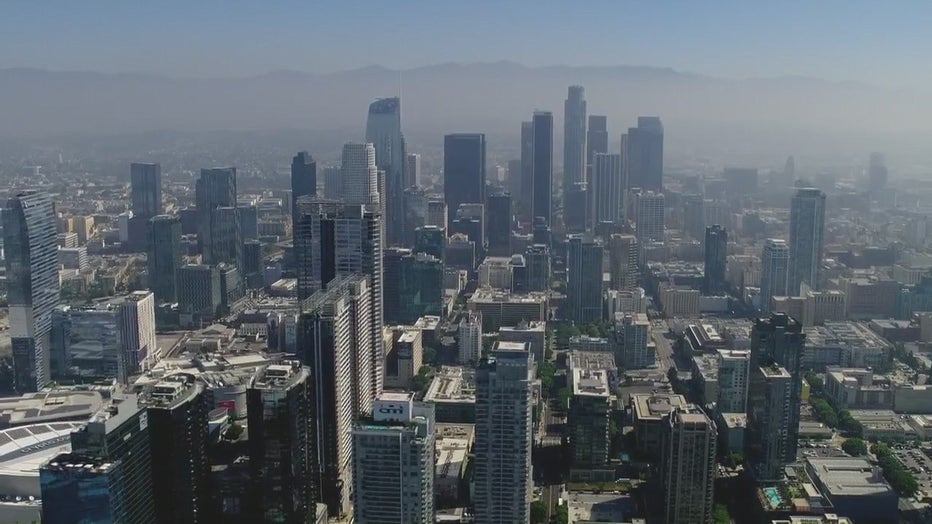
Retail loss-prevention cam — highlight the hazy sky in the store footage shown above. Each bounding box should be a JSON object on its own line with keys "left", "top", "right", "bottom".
{"left": 3, "top": 1, "right": 931, "bottom": 86}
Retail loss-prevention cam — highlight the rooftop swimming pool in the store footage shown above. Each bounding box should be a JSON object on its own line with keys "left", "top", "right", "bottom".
{"left": 763, "top": 487, "right": 783, "bottom": 508}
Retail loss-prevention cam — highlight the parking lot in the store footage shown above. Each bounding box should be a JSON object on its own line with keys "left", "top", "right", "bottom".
{"left": 894, "top": 447, "right": 932, "bottom": 497}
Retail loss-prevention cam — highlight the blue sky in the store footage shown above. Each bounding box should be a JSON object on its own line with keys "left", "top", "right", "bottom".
{"left": 3, "top": 1, "right": 931, "bottom": 86}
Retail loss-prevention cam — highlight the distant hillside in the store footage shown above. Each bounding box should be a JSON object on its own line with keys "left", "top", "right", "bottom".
{"left": 0, "top": 63, "right": 929, "bottom": 167}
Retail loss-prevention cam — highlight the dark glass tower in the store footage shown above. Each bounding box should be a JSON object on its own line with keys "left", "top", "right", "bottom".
{"left": 703, "top": 225, "right": 727, "bottom": 294}
{"left": 443, "top": 134, "right": 486, "bottom": 228}
{"left": 566, "top": 235, "right": 604, "bottom": 324}
{"left": 3, "top": 190, "right": 59, "bottom": 392}
{"left": 563, "top": 86, "right": 587, "bottom": 190}
{"left": 131, "top": 162, "right": 163, "bottom": 218}
{"left": 147, "top": 214, "right": 182, "bottom": 303}
{"left": 42, "top": 393, "right": 154, "bottom": 523}
{"left": 366, "top": 97, "right": 406, "bottom": 246}
{"left": 196, "top": 167, "right": 241, "bottom": 268}
{"left": 787, "top": 188, "right": 826, "bottom": 294}
{"left": 247, "top": 361, "right": 314, "bottom": 523}
{"left": 291, "top": 151, "right": 317, "bottom": 227}
{"left": 625, "top": 116, "right": 664, "bottom": 191}
{"left": 486, "top": 192, "right": 512, "bottom": 257}
{"left": 383, "top": 248, "right": 443, "bottom": 325}
{"left": 140, "top": 376, "right": 210, "bottom": 524}
{"left": 532, "top": 112, "right": 553, "bottom": 226}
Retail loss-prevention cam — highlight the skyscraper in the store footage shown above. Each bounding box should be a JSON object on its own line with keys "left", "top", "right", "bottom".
{"left": 443, "top": 133, "right": 486, "bottom": 228}
{"left": 660, "top": 407, "right": 717, "bottom": 524}
{"left": 140, "top": 375, "right": 210, "bottom": 524}
{"left": 787, "top": 188, "right": 826, "bottom": 294}
{"left": 3, "top": 190, "right": 59, "bottom": 392}
{"left": 474, "top": 342, "right": 534, "bottom": 523}
{"left": 42, "top": 393, "right": 154, "bottom": 523}
{"left": 525, "top": 244, "right": 551, "bottom": 292}
{"left": 519, "top": 121, "right": 534, "bottom": 222}
{"left": 591, "top": 153, "right": 625, "bottom": 226}
{"left": 406, "top": 152, "right": 422, "bottom": 188}
{"left": 247, "top": 361, "right": 315, "bottom": 522}
{"left": 291, "top": 151, "right": 317, "bottom": 227}
{"left": 635, "top": 191, "right": 665, "bottom": 245}
{"left": 608, "top": 234, "right": 639, "bottom": 290}
{"left": 532, "top": 111, "right": 553, "bottom": 226}
{"left": 563, "top": 85, "right": 587, "bottom": 191}
{"left": 626, "top": 116, "right": 664, "bottom": 191}
{"left": 298, "top": 276, "right": 380, "bottom": 517}
{"left": 747, "top": 313, "right": 804, "bottom": 479}
{"left": 353, "top": 393, "right": 435, "bottom": 523}
{"left": 366, "top": 97, "right": 406, "bottom": 245}
{"left": 129, "top": 162, "right": 162, "bottom": 250}
{"left": 458, "top": 311, "right": 482, "bottom": 364}
{"left": 486, "top": 192, "right": 512, "bottom": 257}
{"left": 195, "top": 167, "right": 241, "bottom": 268}
{"left": 682, "top": 195, "right": 706, "bottom": 241}
{"left": 586, "top": 115, "right": 609, "bottom": 183}
{"left": 868, "top": 152, "right": 887, "bottom": 193}
{"left": 147, "top": 215, "right": 181, "bottom": 304}
{"left": 619, "top": 313, "right": 654, "bottom": 369}
{"left": 760, "top": 239, "right": 789, "bottom": 313}
{"left": 703, "top": 225, "right": 727, "bottom": 294}
{"left": 566, "top": 235, "right": 604, "bottom": 324}
{"left": 383, "top": 248, "right": 443, "bottom": 325}
{"left": 340, "top": 143, "right": 380, "bottom": 206}
{"left": 716, "top": 349, "right": 751, "bottom": 413}
{"left": 293, "top": 202, "right": 383, "bottom": 389}
{"left": 569, "top": 367, "right": 611, "bottom": 469}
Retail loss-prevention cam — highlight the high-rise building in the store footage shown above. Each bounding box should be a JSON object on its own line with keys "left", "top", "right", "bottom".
{"left": 293, "top": 202, "right": 383, "bottom": 386}
{"left": 131, "top": 162, "right": 163, "bottom": 219}
{"left": 591, "top": 153, "right": 625, "bottom": 226}
{"left": 566, "top": 235, "right": 604, "bottom": 324}
{"left": 525, "top": 244, "right": 551, "bottom": 292}
{"left": 129, "top": 162, "right": 162, "bottom": 250}
{"left": 660, "top": 407, "right": 717, "bottom": 524}
{"left": 366, "top": 98, "right": 406, "bottom": 245}
{"left": 608, "top": 234, "right": 638, "bottom": 289}
{"left": 178, "top": 264, "right": 222, "bottom": 318}
{"left": 50, "top": 291, "right": 156, "bottom": 383}
{"left": 323, "top": 165, "right": 342, "bottom": 199}
{"left": 586, "top": 115, "right": 609, "bottom": 184}
{"left": 406, "top": 152, "right": 422, "bottom": 188}
{"left": 703, "top": 225, "right": 728, "bottom": 294}
{"left": 42, "top": 393, "right": 154, "bottom": 523}
{"left": 443, "top": 134, "right": 486, "bottom": 229}
{"left": 625, "top": 116, "right": 664, "bottom": 191}
{"left": 291, "top": 151, "right": 317, "bottom": 227}
{"left": 635, "top": 191, "right": 665, "bottom": 246}
{"left": 563, "top": 85, "right": 587, "bottom": 192}
{"left": 139, "top": 375, "right": 210, "bottom": 524}
{"left": 746, "top": 363, "right": 793, "bottom": 482}
{"left": 353, "top": 393, "right": 435, "bottom": 523}
{"left": 3, "top": 190, "right": 60, "bottom": 392}
{"left": 383, "top": 248, "right": 443, "bottom": 325}
{"left": 385, "top": 328, "right": 423, "bottom": 389}
{"left": 788, "top": 188, "right": 826, "bottom": 294}
{"left": 486, "top": 192, "right": 512, "bottom": 257}
{"left": 564, "top": 181, "right": 589, "bottom": 233}
{"left": 403, "top": 186, "right": 428, "bottom": 246}
{"left": 519, "top": 121, "right": 534, "bottom": 222}
{"left": 868, "top": 152, "right": 887, "bottom": 194}
{"left": 341, "top": 143, "right": 381, "bottom": 206}
{"left": 414, "top": 225, "right": 446, "bottom": 262}
{"left": 747, "top": 313, "right": 804, "bottom": 480}
{"left": 426, "top": 199, "right": 447, "bottom": 229}
{"left": 531, "top": 111, "right": 553, "bottom": 227}
{"left": 247, "top": 361, "right": 315, "bottom": 522}
{"left": 147, "top": 215, "right": 181, "bottom": 303}
{"left": 569, "top": 367, "right": 611, "bottom": 469}
{"left": 619, "top": 313, "right": 654, "bottom": 369}
{"left": 196, "top": 167, "right": 241, "bottom": 268}
{"left": 474, "top": 342, "right": 534, "bottom": 523}
{"left": 760, "top": 239, "right": 789, "bottom": 313}
{"left": 682, "top": 195, "right": 706, "bottom": 241}
{"left": 716, "top": 349, "right": 751, "bottom": 413}
{"left": 458, "top": 311, "right": 482, "bottom": 364}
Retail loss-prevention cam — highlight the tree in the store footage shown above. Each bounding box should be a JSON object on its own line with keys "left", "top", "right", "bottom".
{"left": 713, "top": 503, "right": 731, "bottom": 524}
{"left": 842, "top": 438, "right": 867, "bottom": 456}
{"left": 557, "top": 387, "right": 572, "bottom": 410}
{"left": 551, "top": 504, "right": 568, "bottom": 524}
{"left": 538, "top": 360, "right": 556, "bottom": 392}
{"left": 805, "top": 372, "right": 824, "bottom": 397}
{"left": 530, "top": 501, "right": 548, "bottom": 524}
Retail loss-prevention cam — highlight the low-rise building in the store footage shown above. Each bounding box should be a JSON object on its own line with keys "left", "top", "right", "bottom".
{"left": 498, "top": 321, "right": 547, "bottom": 363}
{"left": 893, "top": 384, "right": 932, "bottom": 414}
{"left": 803, "top": 322, "right": 893, "bottom": 370}
{"left": 824, "top": 367, "right": 894, "bottom": 409}
{"left": 716, "top": 412, "right": 746, "bottom": 453}
{"left": 805, "top": 457, "right": 898, "bottom": 523}
{"left": 847, "top": 409, "right": 915, "bottom": 440}
{"left": 467, "top": 289, "right": 548, "bottom": 332}
{"left": 423, "top": 367, "right": 476, "bottom": 423}
{"left": 434, "top": 423, "right": 473, "bottom": 507}
{"left": 658, "top": 285, "right": 700, "bottom": 317}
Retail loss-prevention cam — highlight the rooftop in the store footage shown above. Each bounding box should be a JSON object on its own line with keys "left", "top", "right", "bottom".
{"left": 569, "top": 351, "right": 617, "bottom": 372}
{"left": 572, "top": 369, "right": 611, "bottom": 397}
{"left": 0, "top": 390, "right": 103, "bottom": 427}
{"left": 631, "top": 393, "right": 688, "bottom": 421}
{"left": 424, "top": 367, "right": 475, "bottom": 403}
{"left": 807, "top": 457, "right": 895, "bottom": 498}
{"left": 250, "top": 361, "right": 307, "bottom": 390}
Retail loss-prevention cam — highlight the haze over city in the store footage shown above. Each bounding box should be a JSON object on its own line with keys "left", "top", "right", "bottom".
{"left": 2, "top": 2, "right": 932, "bottom": 524}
